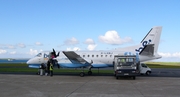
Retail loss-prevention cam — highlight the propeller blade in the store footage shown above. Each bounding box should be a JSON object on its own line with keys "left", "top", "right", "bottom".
{"left": 52, "top": 48, "right": 60, "bottom": 58}
{"left": 57, "top": 52, "right": 60, "bottom": 57}
{"left": 52, "top": 49, "right": 60, "bottom": 68}
{"left": 52, "top": 48, "right": 57, "bottom": 58}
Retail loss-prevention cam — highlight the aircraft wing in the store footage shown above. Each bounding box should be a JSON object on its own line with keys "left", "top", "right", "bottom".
{"left": 139, "top": 44, "right": 154, "bottom": 56}
{"left": 62, "top": 51, "right": 91, "bottom": 65}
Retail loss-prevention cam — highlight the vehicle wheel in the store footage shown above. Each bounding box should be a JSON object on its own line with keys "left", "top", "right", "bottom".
{"left": 88, "top": 71, "right": 92, "bottom": 75}
{"left": 36, "top": 72, "right": 40, "bottom": 75}
{"left": 80, "top": 72, "right": 85, "bottom": 77}
{"left": 146, "top": 71, "right": 150, "bottom": 75}
{"left": 133, "top": 76, "right": 136, "bottom": 80}
{"left": 116, "top": 76, "right": 118, "bottom": 79}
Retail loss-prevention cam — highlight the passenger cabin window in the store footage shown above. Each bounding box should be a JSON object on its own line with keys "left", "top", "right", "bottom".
{"left": 83, "top": 55, "right": 85, "bottom": 57}
{"left": 105, "top": 55, "right": 107, "bottom": 57}
{"left": 101, "top": 55, "right": 103, "bottom": 57}
{"left": 96, "top": 55, "right": 98, "bottom": 57}
{"left": 92, "top": 55, "right": 94, "bottom": 57}
{"left": 88, "top": 55, "right": 90, "bottom": 57}
{"left": 110, "top": 55, "right": 112, "bottom": 57}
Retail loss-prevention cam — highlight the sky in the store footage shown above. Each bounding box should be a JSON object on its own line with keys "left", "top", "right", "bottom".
{"left": 0, "top": 0, "right": 180, "bottom": 62}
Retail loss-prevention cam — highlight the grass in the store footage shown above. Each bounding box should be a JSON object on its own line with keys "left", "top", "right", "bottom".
{"left": 0, "top": 62, "right": 180, "bottom": 73}
{"left": 146, "top": 62, "right": 180, "bottom": 68}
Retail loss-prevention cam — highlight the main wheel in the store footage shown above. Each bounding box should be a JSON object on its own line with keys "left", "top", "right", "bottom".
{"left": 116, "top": 76, "right": 118, "bottom": 79}
{"left": 146, "top": 71, "right": 151, "bottom": 75}
{"left": 133, "top": 76, "right": 136, "bottom": 80}
{"left": 88, "top": 71, "right": 92, "bottom": 75}
{"left": 80, "top": 72, "right": 85, "bottom": 77}
{"left": 36, "top": 71, "right": 40, "bottom": 75}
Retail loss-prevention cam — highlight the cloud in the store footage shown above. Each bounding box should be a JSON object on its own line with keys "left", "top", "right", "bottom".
{"left": 9, "top": 51, "right": 16, "bottom": 54}
{"left": 35, "top": 42, "right": 43, "bottom": 46}
{"left": 0, "top": 49, "right": 7, "bottom": 54}
{"left": 87, "top": 44, "right": 97, "bottom": 51}
{"left": 28, "top": 49, "right": 38, "bottom": 55}
{"left": 84, "top": 38, "right": 97, "bottom": 50}
{"left": 7, "top": 45, "right": 16, "bottom": 49}
{"left": 0, "top": 43, "right": 26, "bottom": 49}
{"left": 158, "top": 52, "right": 180, "bottom": 58}
{"left": 64, "top": 37, "right": 79, "bottom": 45}
{"left": 156, "top": 52, "right": 180, "bottom": 62}
{"left": 27, "top": 49, "right": 43, "bottom": 56}
{"left": 17, "top": 43, "right": 26, "bottom": 48}
{"left": 172, "top": 52, "right": 180, "bottom": 58}
{"left": 99, "top": 30, "right": 132, "bottom": 45}
{"left": 66, "top": 47, "right": 80, "bottom": 51}
{"left": 84, "top": 38, "right": 95, "bottom": 45}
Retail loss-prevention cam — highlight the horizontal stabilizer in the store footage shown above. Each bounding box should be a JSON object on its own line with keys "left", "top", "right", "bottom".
{"left": 139, "top": 44, "right": 154, "bottom": 56}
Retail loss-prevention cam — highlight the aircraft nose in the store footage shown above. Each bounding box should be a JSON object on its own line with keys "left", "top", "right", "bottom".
{"left": 26, "top": 60, "right": 30, "bottom": 64}
{"left": 26, "top": 59, "right": 32, "bottom": 64}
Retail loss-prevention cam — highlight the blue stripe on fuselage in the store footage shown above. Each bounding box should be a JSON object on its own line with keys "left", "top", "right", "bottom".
{"left": 28, "top": 63, "right": 113, "bottom": 68}
{"left": 60, "top": 63, "right": 89, "bottom": 68}
{"left": 28, "top": 64, "right": 40, "bottom": 68}
{"left": 91, "top": 64, "right": 112, "bottom": 68}
{"left": 60, "top": 63, "right": 113, "bottom": 68}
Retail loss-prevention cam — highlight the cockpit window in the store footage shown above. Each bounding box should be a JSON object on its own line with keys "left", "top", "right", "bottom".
{"left": 36, "top": 53, "right": 42, "bottom": 57}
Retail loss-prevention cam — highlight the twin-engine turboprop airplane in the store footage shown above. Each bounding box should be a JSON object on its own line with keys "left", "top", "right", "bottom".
{"left": 26, "top": 26, "right": 162, "bottom": 77}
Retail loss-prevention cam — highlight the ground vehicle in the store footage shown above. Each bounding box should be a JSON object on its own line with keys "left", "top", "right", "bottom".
{"left": 113, "top": 55, "right": 139, "bottom": 80}
{"left": 139, "top": 63, "right": 151, "bottom": 75}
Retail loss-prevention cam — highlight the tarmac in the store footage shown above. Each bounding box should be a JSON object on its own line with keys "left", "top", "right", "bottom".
{"left": 1, "top": 69, "right": 180, "bottom": 97}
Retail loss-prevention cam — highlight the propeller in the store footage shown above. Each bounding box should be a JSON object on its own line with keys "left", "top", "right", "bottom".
{"left": 52, "top": 48, "right": 60, "bottom": 68}
{"left": 53, "top": 48, "right": 60, "bottom": 58}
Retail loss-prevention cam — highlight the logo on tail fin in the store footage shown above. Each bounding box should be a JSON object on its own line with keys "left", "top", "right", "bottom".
{"left": 135, "top": 39, "right": 151, "bottom": 52}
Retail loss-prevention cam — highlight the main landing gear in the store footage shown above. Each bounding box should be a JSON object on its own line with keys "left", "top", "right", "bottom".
{"left": 79, "top": 66, "right": 93, "bottom": 77}
{"left": 79, "top": 70, "right": 92, "bottom": 77}
{"left": 88, "top": 60, "right": 93, "bottom": 76}
{"left": 88, "top": 66, "right": 92, "bottom": 75}
{"left": 79, "top": 67, "right": 85, "bottom": 77}
{"left": 79, "top": 72, "right": 85, "bottom": 77}
{"left": 88, "top": 71, "right": 92, "bottom": 75}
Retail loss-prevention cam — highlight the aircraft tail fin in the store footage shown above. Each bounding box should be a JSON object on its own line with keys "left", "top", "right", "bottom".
{"left": 136, "top": 26, "right": 162, "bottom": 55}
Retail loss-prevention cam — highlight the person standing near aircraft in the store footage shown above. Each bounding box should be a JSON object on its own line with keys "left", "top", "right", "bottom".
{"left": 39, "top": 63, "right": 45, "bottom": 76}
{"left": 46, "top": 60, "right": 50, "bottom": 75}
{"left": 50, "top": 62, "right": 53, "bottom": 77}
{"left": 44, "top": 64, "right": 48, "bottom": 76}
{"left": 49, "top": 52, "right": 55, "bottom": 66}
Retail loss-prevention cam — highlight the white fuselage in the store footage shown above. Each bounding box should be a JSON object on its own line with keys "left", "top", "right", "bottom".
{"left": 27, "top": 50, "right": 161, "bottom": 68}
